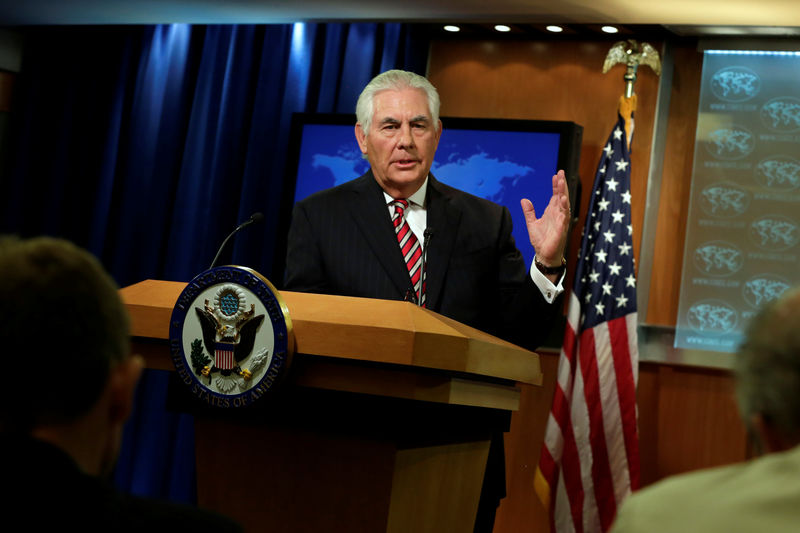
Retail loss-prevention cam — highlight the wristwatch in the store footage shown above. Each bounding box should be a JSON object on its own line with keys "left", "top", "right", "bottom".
{"left": 534, "top": 255, "right": 566, "bottom": 276}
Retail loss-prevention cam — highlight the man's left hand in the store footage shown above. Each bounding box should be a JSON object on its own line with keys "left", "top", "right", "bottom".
{"left": 520, "top": 169, "right": 571, "bottom": 268}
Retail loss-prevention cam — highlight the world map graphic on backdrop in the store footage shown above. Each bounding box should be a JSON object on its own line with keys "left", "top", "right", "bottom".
{"left": 675, "top": 51, "right": 800, "bottom": 353}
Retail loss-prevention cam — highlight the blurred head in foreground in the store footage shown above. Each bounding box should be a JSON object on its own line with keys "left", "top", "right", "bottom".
{"left": 0, "top": 236, "right": 142, "bottom": 475}
{"left": 735, "top": 286, "right": 800, "bottom": 453}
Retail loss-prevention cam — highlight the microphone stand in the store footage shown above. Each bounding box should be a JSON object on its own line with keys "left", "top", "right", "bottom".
{"left": 419, "top": 227, "right": 433, "bottom": 306}
{"left": 209, "top": 212, "right": 264, "bottom": 269}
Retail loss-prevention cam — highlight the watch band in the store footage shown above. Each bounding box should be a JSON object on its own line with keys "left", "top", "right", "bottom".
{"left": 534, "top": 255, "right": 566, "bottom": 275}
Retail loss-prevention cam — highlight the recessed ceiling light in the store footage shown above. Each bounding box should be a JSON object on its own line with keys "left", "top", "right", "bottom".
{"left": 546, "top": 25, "right": 564, "bottom": 33}
{"left": 443, "top": 25, "right": 460, "bottom": 33}
{"left": 494, "top": 25, "right": 511, "bottom": 32}
{"left": 601, "top": 25, "right": 619, "bottom": 34}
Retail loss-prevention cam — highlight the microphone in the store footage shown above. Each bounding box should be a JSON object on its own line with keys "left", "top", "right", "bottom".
{"left": 208, "top": 212, "right": 264, "bottom": 269}
{"left": 419, "top": 227, "right": 433, "bottom": 307}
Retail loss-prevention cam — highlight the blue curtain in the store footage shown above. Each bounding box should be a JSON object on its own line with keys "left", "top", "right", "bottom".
{"left": 1, "top": 23, "right": 429, "bottom": 502}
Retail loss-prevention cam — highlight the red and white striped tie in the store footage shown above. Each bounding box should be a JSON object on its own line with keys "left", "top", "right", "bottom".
{"left": 391, "top": 199, "right": 425, "bottom": 306}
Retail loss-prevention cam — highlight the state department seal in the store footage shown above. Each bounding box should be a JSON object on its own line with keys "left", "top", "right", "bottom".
{"left": 169, "top": 266, "right": 293, "bottom": 408}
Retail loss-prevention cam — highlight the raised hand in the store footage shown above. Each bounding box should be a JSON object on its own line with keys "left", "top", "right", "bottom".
{"left": 520, "top": 169, "right": 571, "bottom": 267}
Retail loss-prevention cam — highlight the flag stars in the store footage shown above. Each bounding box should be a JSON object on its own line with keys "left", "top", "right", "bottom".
{"left": 608, "top": 262, "right": 622, "bottom": 276}
{"left": 603, "top": 143, "right": 614, "bottom": 157}
{"left": 598, "top": 198, "right": 610, "bottom": 211}
{"left": 603, "top": 230, "right": 616, "bottom": 243}
{"left": 615, "top": 160, "right": 630, "bottom": 172}
{"left": 621, "top": 190, "right": 632, "bottom": 204}
{"left": 606, "top": 177, "right": 619, "bottom": 191}
{"left": 627, "top": 224, "right": 633, "bottom": 235}
{"left": 589, "top": 270, "right": 600, "bottom": 283}
{"left": 601, "top": 282, "right": 612, "bottom": 295}
{"left": 613, "top": 127, "right": 623, "bottom": 140}
{"left": 611, "top": 210, "right": 625, "bottom": 224}
{"left": 616, "top": 294, "right": 629, "bottom": 308}
{"left": 625, "top": 274, "right": 636, "bottom": 288}
{"left": 595, "top": 301, "right": 605, "bottom": 315}
{"left": 618, "top": 242, "right": 631, "bottom": 255}
{"left": 595, "top": 250, "right": 608, "bottom": 263}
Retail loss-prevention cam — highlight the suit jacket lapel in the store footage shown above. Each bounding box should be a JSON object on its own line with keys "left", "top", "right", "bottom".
{"left": 348, "top": 172, "right": 415, "bottom": 297}
{"left": 424, "top": 175, "right": 461, "bottom": 311}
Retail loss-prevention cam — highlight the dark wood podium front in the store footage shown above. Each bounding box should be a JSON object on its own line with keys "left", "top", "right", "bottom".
{"left": 121, "top": 280, "right": 542, "bottom": 533}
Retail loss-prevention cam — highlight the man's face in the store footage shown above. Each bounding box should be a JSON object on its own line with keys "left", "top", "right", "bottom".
{"left": 355, "top": 87, "right": 442, "bottom": 199}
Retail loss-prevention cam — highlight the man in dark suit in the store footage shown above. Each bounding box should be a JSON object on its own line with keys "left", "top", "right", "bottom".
{"left": 285, "top": 69, "right": 571, "bottom": 350}
{"left": 284, "top": 70, "right": 571, "bottom": 531}
{"left": 0, "top": 236, "right": 242, "bottom": 532}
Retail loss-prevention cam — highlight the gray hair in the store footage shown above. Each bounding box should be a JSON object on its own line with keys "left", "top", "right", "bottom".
{"left": 735, "top": 286, "right": 800, "bottom": 443}
{"left": 355, "top": 69, "right": 441, "bottom": 134}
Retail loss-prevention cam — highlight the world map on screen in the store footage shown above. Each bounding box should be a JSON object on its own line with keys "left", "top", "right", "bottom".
{"left": 294, "top": 124, "right": 561, "bottom": 267}
{"left": 309, "top": 148, "right": 535, "bottom": 201}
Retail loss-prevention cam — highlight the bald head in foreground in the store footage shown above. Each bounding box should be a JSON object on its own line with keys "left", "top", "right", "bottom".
{"left": 611, "top": 287, "right": 800, "bottom": 533}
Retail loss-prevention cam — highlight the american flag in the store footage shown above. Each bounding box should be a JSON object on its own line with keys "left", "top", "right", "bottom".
{"left": 535, "top": 96, "right": 640, "bottom": 533}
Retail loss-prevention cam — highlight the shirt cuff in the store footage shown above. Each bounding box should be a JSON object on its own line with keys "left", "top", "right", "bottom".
{"left": 529, "top": 260, "right": 566, "bottom": 303}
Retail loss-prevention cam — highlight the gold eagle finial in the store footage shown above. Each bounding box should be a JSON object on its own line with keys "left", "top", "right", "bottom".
{"left": 603, "top": 40, "right": 662, "bottom": 97}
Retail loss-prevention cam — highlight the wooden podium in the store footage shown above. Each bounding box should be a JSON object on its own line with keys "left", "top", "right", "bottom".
{"left": 121, "top": 279, "right": 543, "bottom": 533}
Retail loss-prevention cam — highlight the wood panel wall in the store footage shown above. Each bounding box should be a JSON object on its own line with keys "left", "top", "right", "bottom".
{"left": 646, "top": 44, "right": 703, "bottom": 326}
{"left": 426, "top": 39, "right": 750, "bottom": 533}
{"left": 428, "top": 40, "right": 658, "bottom": 300}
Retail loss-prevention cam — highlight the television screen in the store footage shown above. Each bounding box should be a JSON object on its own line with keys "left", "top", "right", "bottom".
{"left": 277, "top": 113, "right": 582, "bottom": 279}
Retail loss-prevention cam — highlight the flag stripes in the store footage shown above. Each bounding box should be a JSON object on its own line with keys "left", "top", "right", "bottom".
{"left": 214, "top": 344, "right": 235, "bottom": 370}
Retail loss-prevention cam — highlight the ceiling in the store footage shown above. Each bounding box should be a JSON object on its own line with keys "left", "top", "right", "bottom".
{"left": 1, "top": 0, "right": 800, "bottom": 37}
